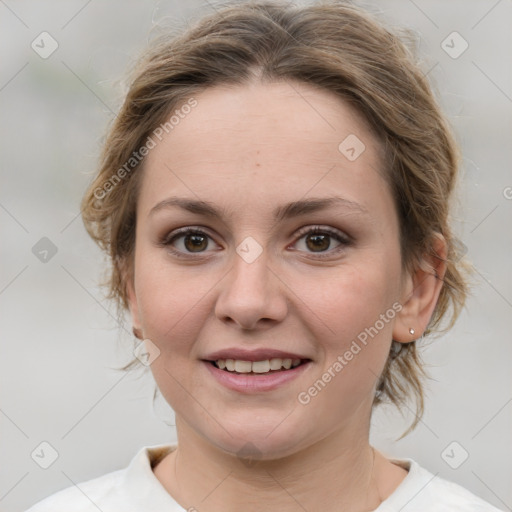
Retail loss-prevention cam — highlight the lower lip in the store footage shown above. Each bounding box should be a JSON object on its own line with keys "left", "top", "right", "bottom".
{"left": 203, "top": 360, "right": 311, "bottom": 393}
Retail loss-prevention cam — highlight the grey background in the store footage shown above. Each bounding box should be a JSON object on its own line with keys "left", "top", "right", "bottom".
{"left": 1, "top": 0, "right": 511, "bottom": 510}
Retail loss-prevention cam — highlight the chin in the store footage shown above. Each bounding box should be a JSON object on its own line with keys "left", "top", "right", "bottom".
{"left": 201, "top": 411, "right": 312, "bottom": 462}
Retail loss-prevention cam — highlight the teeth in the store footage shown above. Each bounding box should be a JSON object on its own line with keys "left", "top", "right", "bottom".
{"left": 234, "top": 360, "right": 252, "bottom": 373}
{"left": 269, "top": 358, "right": 283, "bottom": 370}
{"left": 214, "top": 357, "right": 303, "bottom": 373}
{"left": 252, "top": 360, "right": 270, "bottom": 373}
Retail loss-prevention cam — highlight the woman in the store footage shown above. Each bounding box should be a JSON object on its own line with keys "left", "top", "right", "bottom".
{"left": 26, "top": 1, "right": 503, "bottom": 510}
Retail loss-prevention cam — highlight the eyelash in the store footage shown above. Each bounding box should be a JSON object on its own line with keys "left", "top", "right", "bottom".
{"left": 160, "top": 226, "right": 352, "bottom": 260}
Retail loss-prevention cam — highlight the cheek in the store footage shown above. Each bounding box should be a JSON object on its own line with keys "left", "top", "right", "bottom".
{"left": 133, "top": 251, "right": 204, "bottom": 347}
{"left": 297, "top": 261, "right": 400, "bottom": 344}
{"left": 132, "top": 257, "right": 214, "bottom": 406}
{"left": 294, "top": 266, "right": 400, "bottom": 413}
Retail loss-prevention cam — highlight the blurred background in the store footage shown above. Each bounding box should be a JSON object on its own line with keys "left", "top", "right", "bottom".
{"left": 1, "top": 0, "right": 511, "bottom": 510}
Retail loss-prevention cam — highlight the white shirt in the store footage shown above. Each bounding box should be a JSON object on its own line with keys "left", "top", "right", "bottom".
{"left": 26, "top": 444, "right": 503, "bottom": 511}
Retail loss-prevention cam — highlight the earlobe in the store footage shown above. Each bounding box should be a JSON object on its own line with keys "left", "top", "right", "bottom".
{"left": 393, "top": 233, "right": 447, "bottom": 343}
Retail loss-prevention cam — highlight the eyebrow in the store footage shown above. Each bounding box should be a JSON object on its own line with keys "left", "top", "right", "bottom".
{"left": 149, "top": 196, "right": 368, "bottom": 222}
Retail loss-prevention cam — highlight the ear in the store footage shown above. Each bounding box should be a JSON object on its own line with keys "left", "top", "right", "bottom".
{"left": 120, "top": 257, "right": 143, "bottom": 340}
{"left": 393, "top": 233, "right": 447, "bottom": 343}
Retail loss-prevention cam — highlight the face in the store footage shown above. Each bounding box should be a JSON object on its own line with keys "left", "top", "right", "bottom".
{"left": 128, "top": 80, "right": 410, "bottom": 460}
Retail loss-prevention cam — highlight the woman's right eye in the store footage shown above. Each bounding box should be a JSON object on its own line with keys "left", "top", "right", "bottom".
{"left": 162, "top": 228, "right": 216, "bottom": 257}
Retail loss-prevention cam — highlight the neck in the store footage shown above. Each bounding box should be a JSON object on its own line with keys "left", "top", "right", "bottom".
{"left": 154, "top": 418, "right": 390, "bottom": 512}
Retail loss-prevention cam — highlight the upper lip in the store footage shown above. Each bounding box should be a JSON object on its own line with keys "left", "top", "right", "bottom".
{"left": 203, "top": 348, "right": 311, "bottom": 362}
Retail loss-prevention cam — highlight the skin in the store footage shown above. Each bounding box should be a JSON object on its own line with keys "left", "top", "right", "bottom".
{"left": 126, "top": 80, "right": 446, "bottom": 512}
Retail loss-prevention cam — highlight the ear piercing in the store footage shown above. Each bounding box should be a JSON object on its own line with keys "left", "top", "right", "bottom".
{"left": 409, "top": 328, "right": 415, "bottom": 335}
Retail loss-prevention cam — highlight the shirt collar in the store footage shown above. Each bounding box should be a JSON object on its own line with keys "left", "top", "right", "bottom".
{"left": 122, "top": 444, "right": 432, "bottom": 511}
{"left": 122, "top": 444, "right": 184, "bottom": 509}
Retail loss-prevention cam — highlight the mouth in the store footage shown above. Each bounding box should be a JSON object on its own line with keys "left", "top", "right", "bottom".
{"left": 201, "top": 349, "right": 313, "bottom": 392}
{"left": 207, "top": 357, "right": 310, "bottom": 374}
{"left": 203, "top": 357, "right": 312, "bottom": 392}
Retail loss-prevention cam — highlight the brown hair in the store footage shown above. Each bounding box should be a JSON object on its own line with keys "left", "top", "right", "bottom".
{"left": 81, "top": 0, "right": 469, "bottom": 432}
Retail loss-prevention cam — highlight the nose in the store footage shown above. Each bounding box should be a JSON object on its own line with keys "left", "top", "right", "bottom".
{"left": 214, "top": 248, "right": 288, "bottom": 331}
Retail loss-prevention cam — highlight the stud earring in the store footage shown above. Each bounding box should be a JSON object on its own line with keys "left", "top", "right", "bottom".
{"left": 409, "top": 328, "right": 415, "bottom": 335}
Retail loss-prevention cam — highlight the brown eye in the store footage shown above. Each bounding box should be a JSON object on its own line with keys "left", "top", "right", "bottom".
{"left": 182, "top": 233, "right": 209, "bottom": 252}
{"left": 163, "top": 228, "right": 215, "bottom": 255}
{"left": 305, "top": 232, "right": 332, "bottom": 252}
{"left": 293, "top": 226, "right": 351, "bottom": 258}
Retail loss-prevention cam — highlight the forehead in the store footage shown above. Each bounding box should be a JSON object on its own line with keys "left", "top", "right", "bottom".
{"left": 154, "top": 80, "right": 378, "bottom": 160}
{"left": 139, "top": 80, "right": 390, "bottom": 220}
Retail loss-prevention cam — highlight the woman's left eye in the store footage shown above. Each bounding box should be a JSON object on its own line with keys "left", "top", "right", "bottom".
{"left": 292, "top": 226, "right": 351, "bottom": 257}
